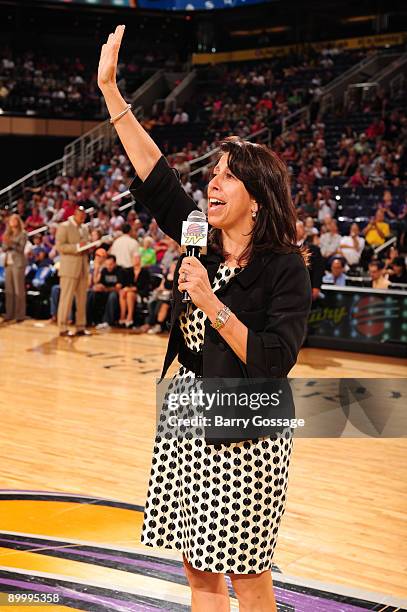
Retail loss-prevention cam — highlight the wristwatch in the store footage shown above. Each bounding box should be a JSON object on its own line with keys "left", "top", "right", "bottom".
{"left": 211, "top": 304, "right": 231, "bottom": 330}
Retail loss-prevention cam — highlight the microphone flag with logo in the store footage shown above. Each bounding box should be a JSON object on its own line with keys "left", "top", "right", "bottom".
{"left": 180, "top": 210, "right": 208, "bottom": 304}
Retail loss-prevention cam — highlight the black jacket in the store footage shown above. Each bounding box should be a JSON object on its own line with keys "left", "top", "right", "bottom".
{"left": 130, "top": 156, "right": 312, "bottom": 382}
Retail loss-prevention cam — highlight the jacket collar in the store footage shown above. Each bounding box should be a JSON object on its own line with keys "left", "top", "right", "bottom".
{"left": 203, "top": 250, "right": 275, "bottom": 289}
{"left": 235, "top": 252, "right": 275, "bottom": 288}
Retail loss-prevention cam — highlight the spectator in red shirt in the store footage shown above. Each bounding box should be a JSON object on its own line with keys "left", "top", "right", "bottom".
{"left": 25, "top": 205, "right": 44, "bottom": 233}
{"left": 256, "top": 93, "right": 273, "bottom": 111}
{"left": 347, "top": 168, "right": 367, "bottom": 188}
{"left": 62, "top": 198, "right": 77, "bottom": 221}
{"left": 366, "top": 118, "right": 385, "bottom": 140}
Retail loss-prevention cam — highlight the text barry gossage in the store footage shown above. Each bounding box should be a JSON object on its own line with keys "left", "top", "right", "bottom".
{"left": 164, "top": 388, "right": 304, "bottom": 430}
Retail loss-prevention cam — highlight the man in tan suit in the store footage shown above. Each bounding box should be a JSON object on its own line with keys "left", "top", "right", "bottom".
{"left": 56, "top": 206, "right": 91, "bottom": 337}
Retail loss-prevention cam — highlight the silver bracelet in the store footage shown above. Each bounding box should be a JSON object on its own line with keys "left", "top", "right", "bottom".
{"left": 110, "top": 104, "right": 132, "bottom": 125}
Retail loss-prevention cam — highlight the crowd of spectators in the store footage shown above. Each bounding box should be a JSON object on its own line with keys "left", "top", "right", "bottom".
{"left": 0, "top": 106, "right": 405, "bottom": 328}
{"left": 0, "top": 49, "right": 103, "bottom": 118}
{"left": 0, "top": 145, "right": 182, "bottom": 331}
{"left": 0, "top": 46, "right": 180, "bottom": 118}
{"left": 149, "top": 89, "right": 407, "bottom": 298}
{"left": 142, "top": 48, "right": 370, "bottom": 153}
{"left": 283, "top": 90, "right": 407, "bottom": 295}
{"left": 1, "top": 47, "right": 407, "bottom": 328}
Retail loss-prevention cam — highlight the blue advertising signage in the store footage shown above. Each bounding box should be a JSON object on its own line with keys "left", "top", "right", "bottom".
{"left": 138, "top": 0, "right": 272, "bottom": 9}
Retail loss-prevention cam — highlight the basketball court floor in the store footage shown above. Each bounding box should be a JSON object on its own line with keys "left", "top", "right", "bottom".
{"left": 0, "top": 320, "right": 406, "bottom": 611}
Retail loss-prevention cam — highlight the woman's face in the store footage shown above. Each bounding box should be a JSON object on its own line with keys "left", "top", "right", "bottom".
{"left": 207, "top": 153, "right": 256, "bottom": 230}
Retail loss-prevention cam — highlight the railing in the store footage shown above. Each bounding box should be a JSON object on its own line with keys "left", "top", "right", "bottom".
{"left": 390, "top": 72, "right": 405, "bottom": 98}
{"left": 321, "top": 52, "right": 379, "bottom": 97}
{"left": 1, "top": 122, "right": 114, "bottom": 209}
{"left": 374, "top": 236, "right": 397, "bottom": 256}
{"left": 320, "top": 50, "right": 406, "bottom": 114}
{"left": 342, "top": 52, "right": 407, "bottom": 112}
{"left": 344, "top": 82, "right": 379, "bottom": 110}
{"left": 63, "top": 104, "right": 144, "bottom": 176}
{"left": 0, "top": 157, "right": 68, "bottom": 210}
{"left": 152, "top": 98, "right": 168, "bottom": 115}
{"left": 375, "top": 52, "right": 407, "bottom": 92}
{"left": 130, "top": 69, "right": 168, "bottom": 117}
{"left": 63, "top": 119, "right": 114, "bottom": 176}
{"left": 0, "top": 109, "right": 138, "bottom": 210}
{"left": 165, "top": 70, "right": 197, "bottom": 113}
{"left": 0, "top": 67, "right": 159, "bottom": 209}
{"left": 319, "top": 51, "right": 381, "bottom": 115}
{"left": 281, "top": 106, "right": 310, "bottom": 135}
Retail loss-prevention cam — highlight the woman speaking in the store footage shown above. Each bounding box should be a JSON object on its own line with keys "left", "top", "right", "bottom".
{"left": 98, "top": 26, "right": 311, "bottom": 612}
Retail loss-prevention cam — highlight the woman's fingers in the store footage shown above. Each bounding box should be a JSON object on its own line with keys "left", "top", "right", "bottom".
{"left": 99, "top": 43, "right": 108, "bottom": 60}
{"left": 178, "top": 280, "right": 192, "bottom": 291}
{"left": 182, "top": 256, "right": 203, "bottom": 270}
{"left": 179, "top": 265, "right": 194, "bottom": 278}
{"left": 179, "top": 260, "right": 202, "bottom": 278}
{"left": 106, "top": 26, "right": 121, "bottom": 46}
{"left": 183, "top": 256, "right": 197, "bottom": 264}
{"left": 115, "top": 24, "right": 125, "bottom": 42}
{"left": 112, "top": 25, "right": 125, "bottom": 49}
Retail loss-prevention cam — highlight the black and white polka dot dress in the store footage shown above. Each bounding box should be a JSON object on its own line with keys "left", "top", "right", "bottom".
{"left": 141, "top": 262, "right": 293, "bottom": 574}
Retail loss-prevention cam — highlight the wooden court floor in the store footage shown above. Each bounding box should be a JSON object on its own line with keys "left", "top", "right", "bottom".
{"left": 0, "top": 319, "right": 406, "bottom": 600}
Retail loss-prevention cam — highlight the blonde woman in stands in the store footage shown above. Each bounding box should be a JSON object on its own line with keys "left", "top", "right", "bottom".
{"left": 1, "top": 214, "right": 27, "bottom": 323}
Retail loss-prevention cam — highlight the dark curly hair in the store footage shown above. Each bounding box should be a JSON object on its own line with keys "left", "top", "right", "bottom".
{"left": 208, "top": 136, "right": 308, "bottom": 267}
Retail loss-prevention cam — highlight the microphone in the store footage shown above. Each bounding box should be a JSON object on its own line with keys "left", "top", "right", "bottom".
{"left": 180, "top": 210, "right": 208, "bottom": 304}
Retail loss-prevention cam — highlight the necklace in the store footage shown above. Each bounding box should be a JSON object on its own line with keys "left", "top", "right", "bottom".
{"left": 220, "top": 261, "right": 243, "bottom": 273}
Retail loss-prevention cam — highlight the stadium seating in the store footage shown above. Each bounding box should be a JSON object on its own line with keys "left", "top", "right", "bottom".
{"left": 1, "top": 45, "right": 406, "bottom": 325}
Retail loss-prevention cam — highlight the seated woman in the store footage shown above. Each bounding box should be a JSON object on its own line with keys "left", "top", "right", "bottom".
{"left": 136, "top": 259, "right": 177, "bottom": 334}
{"left": 140, "top": 235, "right": 157, "bottom": 266}
{"left": 119, "top": 253, "right": 151, "bottom": 328}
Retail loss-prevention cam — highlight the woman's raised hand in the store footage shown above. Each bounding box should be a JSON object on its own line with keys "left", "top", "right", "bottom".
{"left": 95, "top": 22, "right": 162, "bottom": 180}
{"left": 98, "top": 24, "right": 125, "bottom": 91}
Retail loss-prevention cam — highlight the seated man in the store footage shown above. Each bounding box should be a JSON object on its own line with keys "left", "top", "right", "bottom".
{"left": 88, "top": 254, "right": 123, "bottom": 328}
{"left": 368, "top": 260, "right": 390, "bottom": 289}
{"left": 320, "top": 219, "right": 341, "bottom": 266}
{"left": 323, "top": 257, "right": 347, "bottom": 286}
